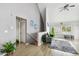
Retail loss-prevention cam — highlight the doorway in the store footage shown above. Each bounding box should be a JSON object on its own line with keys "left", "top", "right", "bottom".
{"left": 16, "top": 16, "right": 27, "bottom": 45}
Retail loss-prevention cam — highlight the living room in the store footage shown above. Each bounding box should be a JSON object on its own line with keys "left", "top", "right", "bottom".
{"left": 0, "top": 3, "right": 79, "bottom": 56}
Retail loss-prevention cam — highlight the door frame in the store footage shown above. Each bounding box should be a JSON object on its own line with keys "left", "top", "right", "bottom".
{"left": 16, "top": 16, "right": 27, "bottom": 44}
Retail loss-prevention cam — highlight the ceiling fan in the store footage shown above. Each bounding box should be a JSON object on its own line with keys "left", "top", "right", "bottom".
{"left": 59, "top": 4, "right": 75, "bottom": 12}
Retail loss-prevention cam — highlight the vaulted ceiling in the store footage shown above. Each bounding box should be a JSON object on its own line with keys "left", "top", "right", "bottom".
{"left": 37, "top": 3, "right": 79, "bottom": 22}
{"left": 36, "top": 3, "right": 79, "bottom": 31}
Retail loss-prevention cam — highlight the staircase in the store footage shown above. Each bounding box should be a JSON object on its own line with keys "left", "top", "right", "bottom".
{"left": 27, "top": 33, "right": 38, "bottom": 46}
{"left": 26, "top": 4, "right": 46, "bottom": 46}
{"left": 36, "top": 3, "right": 46, "bottom": 32}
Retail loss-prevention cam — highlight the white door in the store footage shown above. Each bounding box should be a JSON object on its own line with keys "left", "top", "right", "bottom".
{"left": 20, "top": 20, "right": 26, "bottom": 43}
{"left": 16, "top": 16, "right": 27, "bottom": 44}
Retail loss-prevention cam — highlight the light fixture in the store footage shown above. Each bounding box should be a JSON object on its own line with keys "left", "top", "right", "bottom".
{"left": 4, "top": 30, "right": 8, "bottom": 33}
{"left": 59, "top": 4, "right": 75, "bottom": 12}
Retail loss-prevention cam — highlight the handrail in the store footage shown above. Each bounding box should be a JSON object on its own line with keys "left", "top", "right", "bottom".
{"left": 26, "top": 33, "right": 38, "bottom": 42}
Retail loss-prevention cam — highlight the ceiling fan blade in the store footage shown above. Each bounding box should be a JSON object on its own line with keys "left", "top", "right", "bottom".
{"left": 70, "top": 5, "right": 75, "bottom": 7}
{"left": 65, "top": 4, "right": 69, "bottom": 7}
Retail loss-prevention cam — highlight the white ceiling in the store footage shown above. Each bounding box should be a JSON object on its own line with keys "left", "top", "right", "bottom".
{"left": 37, "top": 3, "right": 79, "bottom": 22}
{"left": 37, "top": 3, "right": 64, "bottom": 20}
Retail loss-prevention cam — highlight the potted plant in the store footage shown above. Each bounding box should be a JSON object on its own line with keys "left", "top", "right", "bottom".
{"left": 1, "top": 41, "right": 16, "bottom": 55}
{"left": 49, "top": 26, "right": 55, "bottom": 37}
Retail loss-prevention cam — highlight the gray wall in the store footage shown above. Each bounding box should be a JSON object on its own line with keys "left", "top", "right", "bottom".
{"left": 44, "top": 3, "right": 79, "bottom": 40}
{"left": 0, "top": 3, "right": 40, "bottom": 46}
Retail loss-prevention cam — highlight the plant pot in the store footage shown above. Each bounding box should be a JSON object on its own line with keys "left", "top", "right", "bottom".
{"left": 7, "top": 52, "right": 14, "bottom": 56}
